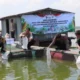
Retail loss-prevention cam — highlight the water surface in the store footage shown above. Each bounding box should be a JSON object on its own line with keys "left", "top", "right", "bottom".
{"left": 0, "top": 58, "right": 80, "bottom": 80}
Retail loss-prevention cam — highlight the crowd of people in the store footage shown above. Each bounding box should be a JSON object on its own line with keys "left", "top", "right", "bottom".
{"left": 0, "top": 28, "right": 80, "bottom": 52}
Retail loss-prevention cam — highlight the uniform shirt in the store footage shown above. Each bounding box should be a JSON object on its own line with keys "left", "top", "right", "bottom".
{"left": 20, "top": 32, "right": 33, "bottom": 41}
{"left": 10, "top": 23, "right": 15, "bottom": 32}
{"left": 27, "top": 32, "right": 33, "bottom": 40}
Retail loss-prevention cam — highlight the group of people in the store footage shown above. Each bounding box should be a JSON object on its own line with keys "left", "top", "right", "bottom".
{"left": 0, "top": 28, "right": 80, "bottom": 52}
{"left": 18, "top": 29, "right": 80, "bottom": 51}
{"left": 0, "top": 28, "right": 35, "bottom": 52}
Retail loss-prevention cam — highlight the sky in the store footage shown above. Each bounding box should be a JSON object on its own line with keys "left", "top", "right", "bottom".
{"left": 0, "top": 0, "right": 80, "bottom": 29}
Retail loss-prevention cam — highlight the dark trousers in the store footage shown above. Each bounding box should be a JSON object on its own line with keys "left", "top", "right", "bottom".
{"left": 0, "top": 42, "right": 5, "bottom": 52}
{"left": 28, "top": 39, "right": 35, "bottom": 49}
{"left": 11, "top": 31, "right": 15, "bottom": 38}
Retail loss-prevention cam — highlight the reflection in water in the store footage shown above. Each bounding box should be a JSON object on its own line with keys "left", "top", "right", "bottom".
{"left": 33, "top": 60, "right": 53, "bottom": 77}
{"left": 52, "top": 60, "right": 70, "bottom": 80}
{"left": 0, "top": 58, "right": 80, "bottom": 80}
{"left": 46, "top": 48, "right": 51, "bottom": 68}
{"left": 22, "top": 66, "right": 29, "bottom": 80}
{"left": 76, "top": 63, "right": 80, "bottom": 69}
{"left": 5, "top": 71, "right": 15, "bottom": 80}
{"left": 1, "top": 60, "right": 10, "bottom": 68}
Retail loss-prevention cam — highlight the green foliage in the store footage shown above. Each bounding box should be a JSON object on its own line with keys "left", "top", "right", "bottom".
{"left": 21, "top": 18, "right": 25, "bottom": 25}
{"left": 69, "top": 22, "right": 75, "bottom": 32}
{"left": 26, "top": 24, "right": 36, "bottom": 32}
{"left": 36, "top": 27, "right": 47, "bottom": 35}
{"left": 41, "top": 27, "right": 47, "bottom": 31}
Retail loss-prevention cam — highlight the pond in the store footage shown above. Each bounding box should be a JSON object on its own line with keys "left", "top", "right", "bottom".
{"left": 0, "top": 58, "right": 80, "bottom": 80}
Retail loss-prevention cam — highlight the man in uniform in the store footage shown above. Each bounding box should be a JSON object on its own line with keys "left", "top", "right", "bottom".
{"left": 19, "top": 28, "right": 35, "bottom": 49}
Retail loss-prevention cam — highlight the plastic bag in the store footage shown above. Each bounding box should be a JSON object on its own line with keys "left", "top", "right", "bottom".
{"left": 22, "top": 37, "right": 28, "bottom": 49}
